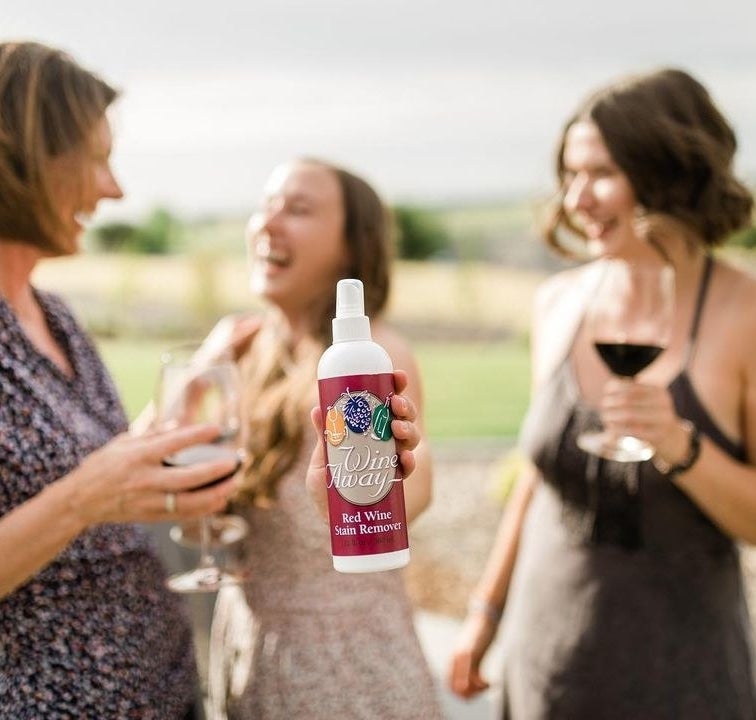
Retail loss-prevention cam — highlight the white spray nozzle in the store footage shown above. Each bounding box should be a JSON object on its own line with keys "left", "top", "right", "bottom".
{"left": 336, "top": 279, "right": 365, "bottom": 319}
{"left": 333, "top": 278, "right": 371, "bottom": 342}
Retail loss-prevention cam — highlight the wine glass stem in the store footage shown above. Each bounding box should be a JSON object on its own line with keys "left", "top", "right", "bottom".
{"left": 198, "top": 515, "right": 216, "bottom": 569}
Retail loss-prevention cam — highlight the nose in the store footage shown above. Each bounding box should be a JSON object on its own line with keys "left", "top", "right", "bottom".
{"left": 562, "top": 173, "right": 594, "bottom": 214}
{"left": 99, "top": 165, "right": 124, "bottom": 200}
{"left": 260, "top": 199, "right": 285, "bottom": 233}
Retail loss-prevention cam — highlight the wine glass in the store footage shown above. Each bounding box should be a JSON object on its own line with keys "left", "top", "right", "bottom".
{"left": 576, "top": 259, "right": 675, "bottom": 462}
{"left": 156, "top": 343, "right": 247, "bottom": 593}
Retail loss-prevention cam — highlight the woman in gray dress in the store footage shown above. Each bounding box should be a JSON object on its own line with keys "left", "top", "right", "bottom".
{"left": 448, "top": 68, "right": 756, "bottom": 718}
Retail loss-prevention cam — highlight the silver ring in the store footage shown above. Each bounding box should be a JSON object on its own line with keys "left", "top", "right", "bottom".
{"left": 164, "top": 492, "right": 177, "bottom": 514}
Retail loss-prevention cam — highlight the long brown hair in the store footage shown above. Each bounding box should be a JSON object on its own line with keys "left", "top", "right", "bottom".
{"left": 238, "top": 159, "right": 393, "bottom": 505}
{"left": 544, "top": 68, "right": 754, "bottom": 256}
{"left": 0, "top": 41, "right": 118, "bottom": 252}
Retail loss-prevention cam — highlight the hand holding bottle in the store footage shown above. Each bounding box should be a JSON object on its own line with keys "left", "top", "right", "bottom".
{"left": 306, "top": 369, "right": 420, "bottom": 522}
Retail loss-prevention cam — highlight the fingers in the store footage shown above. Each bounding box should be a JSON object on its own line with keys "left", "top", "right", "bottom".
{"left": 390, "top": 392, "right": 417, "bottom": 424}
{"left": 310, "top": 405, "right": 324, "bottom": 436}
{"left": 599, "top": 381, "right": 678, "bottom": 443}
{"left": 390, "top": 392, "right": 419, "bottom": 452}
{"left": 141, "top": 423, "right": 224, "bottom": 461}
{"left": 168, "top": 478, "right": 237, "bottom": 520}
{"left": 393, "top": 369, "right": 409, "bottom": 394}
{"left": 447, "top": 654, "right": 490, "bottom": 699}
{"left": 397, "top": 448, "right": 416, "bottom": 478}
{"left": 161, "top": 458, "right": 241, "bottom": 492}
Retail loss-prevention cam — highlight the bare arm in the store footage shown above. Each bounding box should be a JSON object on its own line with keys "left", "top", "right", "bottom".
{"left": 447, "top": 271, "right": 580, "bottom": 699}
{"left": 447, "top": 466, "right": 539, "bottom": 697}
{"left": 0, "top": 425, "right": 238, "bottom": 599}
{"left": 602, "top": 272, "right": 756, "bottom": 544}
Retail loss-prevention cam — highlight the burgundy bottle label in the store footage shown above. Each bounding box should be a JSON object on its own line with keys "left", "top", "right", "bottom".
{"left": 318, "top": 373, "right": 409, "bottom": 557}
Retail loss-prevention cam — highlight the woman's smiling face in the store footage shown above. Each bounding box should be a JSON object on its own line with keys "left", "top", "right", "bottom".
{"left": 561, "top": 120, "right": 640, "bottom": 258}
{"left": 46, "top": 115, "right": 123, "bottom": 255}
{"left": 247, "top": 161, "right": 349, "bottom": 320}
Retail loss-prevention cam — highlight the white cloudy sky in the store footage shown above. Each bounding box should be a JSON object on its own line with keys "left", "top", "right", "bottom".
{"left": 5, "top": 0, "right": 756, "bottom": 220}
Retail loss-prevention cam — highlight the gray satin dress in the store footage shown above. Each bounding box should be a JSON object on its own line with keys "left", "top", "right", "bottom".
{"left": 502, "top": 257, "right": 756, "bottom": 719}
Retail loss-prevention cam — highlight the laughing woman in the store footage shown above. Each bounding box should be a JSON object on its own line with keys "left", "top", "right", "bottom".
{"left": 204, "top": 159, "right": 443, "bottom": 719}
{"left": 448, "top": 69, "right": 756, "bottom": 719}
{"left": 0, "top": 42, "right": 241, "bottom": 719}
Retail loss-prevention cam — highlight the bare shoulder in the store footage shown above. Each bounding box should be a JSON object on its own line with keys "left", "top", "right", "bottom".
{"left": 532, "top": 264, "right": 589, "bottom": 325}
{"left": 202, "top": 312, "right": 263, "bottom": 361}
{"left": 371, "top": 321, "right": 419, "bottom": 371}
{"left": 713, "top": 259, "right": 756, "bottom": 340}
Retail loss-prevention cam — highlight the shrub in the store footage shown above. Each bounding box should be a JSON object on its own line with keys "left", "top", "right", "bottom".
{"left": 728, "top": 225, "right": 756, "bottom": 249}
{"left": 90, "top": 207, "right": 182, "bottom": 254}
{"left": 392, "top": 205, "right": 451, "bottom": 260}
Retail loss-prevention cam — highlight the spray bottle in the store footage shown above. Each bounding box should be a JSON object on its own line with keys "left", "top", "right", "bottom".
{"left": 317, "top": 278, "right": 410, "bottom": 572}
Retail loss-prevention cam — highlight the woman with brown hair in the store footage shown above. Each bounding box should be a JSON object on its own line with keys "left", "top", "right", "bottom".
{"left": 205, "top": 159, "right": 443, "bottom": 719}
{"left": 448, "top": 68, "right": 756, "bottom": 718}
{"left": 0, "top": 42, "right": 243, "bottom": 718}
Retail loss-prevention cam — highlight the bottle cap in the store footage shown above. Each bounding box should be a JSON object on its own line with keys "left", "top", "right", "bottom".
{"left": 333, "top": 279, "right": 371, "bottom": 342}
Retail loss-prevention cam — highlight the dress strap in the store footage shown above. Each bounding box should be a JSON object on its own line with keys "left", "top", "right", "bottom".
{"left": 682, "top": 254, "right": 714, "bottom": 369}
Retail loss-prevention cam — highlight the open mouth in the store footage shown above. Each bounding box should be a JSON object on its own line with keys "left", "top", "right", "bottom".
{"left": 73, "top": 211, "right": 94, "bottom": 229}
{"left": 583, "top": 218, "right": 617, "bottom": 240}
{"left": 255, "top": 239, "right": 290, "bottom": 268}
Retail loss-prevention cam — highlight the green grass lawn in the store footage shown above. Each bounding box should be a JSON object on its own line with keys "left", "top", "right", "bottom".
{"left": 97, "top": 337, "right": 531, "bottom": 440}
{"left": 415, "top": 341, "right": 530, "bottom": 438}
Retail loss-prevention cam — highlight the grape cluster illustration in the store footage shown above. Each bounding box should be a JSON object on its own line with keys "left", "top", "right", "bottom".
{"left": 343, "top": 389, "right": 372, "bottom": 434}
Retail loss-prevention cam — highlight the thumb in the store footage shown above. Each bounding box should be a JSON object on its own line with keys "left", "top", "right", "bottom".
{"left": 305, "top": 407, "right": 329, "bottom": 521}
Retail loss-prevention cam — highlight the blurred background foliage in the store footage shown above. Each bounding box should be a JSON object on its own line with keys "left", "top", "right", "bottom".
{"left": 48, "top": 194, "right": 756, "bottom": 442}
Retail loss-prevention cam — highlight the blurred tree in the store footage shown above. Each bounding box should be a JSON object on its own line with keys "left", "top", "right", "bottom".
{"left": 728, "top": 225, "right": 756, "bottom": 249}
{"left": 90, "top": 207, "right": 182, "bottom": 254}
{"left": 91, "top": 221, "right": 139, "bottom": 252}
{"left": 392, "top": 205, "right": 451, "bottom": 260}
{"left": 133, "top": 208, "right": 181, "bottom": 254}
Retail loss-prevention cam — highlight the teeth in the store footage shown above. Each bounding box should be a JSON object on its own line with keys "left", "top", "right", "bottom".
{"left": 74, "top": 211, "right": 93, "bottom": 227}
{"left": 256, "top": 241, "right": 288, "bottom": 265}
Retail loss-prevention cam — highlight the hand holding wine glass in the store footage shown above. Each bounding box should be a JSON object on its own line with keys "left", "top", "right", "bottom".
{"left": 577, "top": 259, "right": 675, "bottom": 462}
{"left": 156, "top": 343, "right": 247, "bottom": 593}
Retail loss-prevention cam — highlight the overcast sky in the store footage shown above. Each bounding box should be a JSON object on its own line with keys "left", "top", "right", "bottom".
{"left": 5, "top": 0, "right": 756, "bottom": 220}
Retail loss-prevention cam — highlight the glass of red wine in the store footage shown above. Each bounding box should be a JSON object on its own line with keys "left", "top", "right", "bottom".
{"left": 576, "top": 259, "right": 675, "bottom": 462}
{"left": 156, "top": 344, "right": 248, "bottom": 593}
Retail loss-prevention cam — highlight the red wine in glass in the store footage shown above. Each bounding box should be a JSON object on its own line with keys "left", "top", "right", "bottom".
{"left": 594, "top": 342, "right": 664, "bottom": 378}
{"left": 163, "top": 444, "right": 242, "bottom": 489}
{"left": 577, "top": 260, "right": 674, "bottom": 462}
{"left": 156, "top": 344, "right": 248, "bottom": 593}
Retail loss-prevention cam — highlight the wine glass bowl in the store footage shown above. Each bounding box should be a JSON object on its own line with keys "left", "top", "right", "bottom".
{"left": 576, "top": 260, "right": 675, "bottom": 462}
{"left": 155, "top": 343, "right": 248, "bottom": 593}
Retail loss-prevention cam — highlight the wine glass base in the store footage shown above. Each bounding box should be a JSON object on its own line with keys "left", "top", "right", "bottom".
{"left": 169, "top": 515, "right": 248, "bottom": 549}
{"left": 165, "top": 566, "right": 246, "bottom": 594}
{"left": 577, "top": 431, "right": 654, "bottom": 463}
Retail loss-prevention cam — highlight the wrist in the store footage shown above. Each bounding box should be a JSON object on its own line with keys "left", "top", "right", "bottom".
{"left": 652, "top": 420, "right": 701, "bottom": 478}
{"left": 42, "top": 476, "right": 90, "bottom": 539}
{"left": 55, "top": 464, "right": 96, "bottom": 532}
{"left": 467, "top": 595, "right": 503, "bottom": 625}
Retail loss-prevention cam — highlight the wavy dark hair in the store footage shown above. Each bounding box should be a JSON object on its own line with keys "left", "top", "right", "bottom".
{"left": 545, "top": 68, "right": 754, "bottom": 255}
{"left": 0, "top": 41, "right": 118, "bottom": 252}
{"left": 238, "top": 159, "right": 393, "bottom": 505}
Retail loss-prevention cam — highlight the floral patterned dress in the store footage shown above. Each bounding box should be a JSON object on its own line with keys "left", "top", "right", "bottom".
{"left": 207, "top": 423, "right": 443, "bottom": 720}
{"left": 0, "top": 290, "right": 197, "bottom": 720}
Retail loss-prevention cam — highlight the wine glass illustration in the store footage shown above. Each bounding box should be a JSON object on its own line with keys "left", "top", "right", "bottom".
{"left": 576, "top": 259, "right": 675, "bottom": 462}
